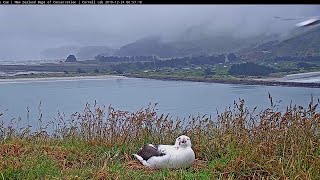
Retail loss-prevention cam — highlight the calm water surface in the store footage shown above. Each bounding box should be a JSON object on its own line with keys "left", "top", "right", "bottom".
{"left": 0, "top": 77, "right": 319, "bottom": 127}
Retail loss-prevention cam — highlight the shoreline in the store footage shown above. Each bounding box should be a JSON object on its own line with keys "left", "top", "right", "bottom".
{"left": 0, "top": 74, "right": 127, "bottom": 83}
{"left": 0, "top": 73, "right": 320, "bottom": 88}
{"left": 126, "top": 74, "right": 320, "bottom": 88}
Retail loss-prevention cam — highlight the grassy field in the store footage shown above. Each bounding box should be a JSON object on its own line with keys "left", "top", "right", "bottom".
{"left": 1, "top": 96, "right": 320, "bottom": 179}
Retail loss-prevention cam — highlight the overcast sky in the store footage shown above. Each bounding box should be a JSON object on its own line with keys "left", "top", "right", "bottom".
{"left": 0, "top": 5, "right": 319, "bottom": 61}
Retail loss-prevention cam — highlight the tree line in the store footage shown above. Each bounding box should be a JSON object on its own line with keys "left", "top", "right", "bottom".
{"left": 228, "top": 62, "right": 275, "bottom": 76}
{"left": 95, "top": 55, "right": 158, "bottom": 62}
{"left": 267, "top": 56, "right": 320, "bottom": 62}
{"left": 96, "top": 53, "right": 239, "bottom": 64}
{"left": 106, "top": 54, "right": 240, "bottom": 74}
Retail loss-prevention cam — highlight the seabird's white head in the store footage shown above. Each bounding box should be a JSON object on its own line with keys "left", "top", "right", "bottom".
{"left": 175, "top": 135, "right": 192, "bottom": 148}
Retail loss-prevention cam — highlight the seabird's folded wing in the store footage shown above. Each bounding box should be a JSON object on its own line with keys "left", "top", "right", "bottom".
{"left": 137, "top": 144, "right": 165, "bottom": 161}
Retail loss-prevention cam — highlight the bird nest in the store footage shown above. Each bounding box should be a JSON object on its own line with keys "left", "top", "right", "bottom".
{"left": 126, "top": 159, "right": 208, "bottom": 172}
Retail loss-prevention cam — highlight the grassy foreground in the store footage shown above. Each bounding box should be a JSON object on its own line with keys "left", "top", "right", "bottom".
{"left": 1, "top": 96, "right": 320, "bottom": 179}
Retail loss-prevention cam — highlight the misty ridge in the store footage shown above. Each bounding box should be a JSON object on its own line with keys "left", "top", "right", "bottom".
{"left": 0, "top": 5, "right": 320, "bottom": 61}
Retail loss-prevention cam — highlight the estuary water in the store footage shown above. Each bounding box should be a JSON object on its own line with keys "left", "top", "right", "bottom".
{"left": 0, "top": 76, "right": 319, "bottom": 127}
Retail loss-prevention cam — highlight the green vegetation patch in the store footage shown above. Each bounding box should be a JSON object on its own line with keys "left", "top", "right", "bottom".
{"left": 1, "top": 97, "right": 320, "bottom": 179}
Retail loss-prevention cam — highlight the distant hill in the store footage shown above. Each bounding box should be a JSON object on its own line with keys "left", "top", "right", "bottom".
{"left": 242, "top": 25, "right": 320, "bottom": 59}
{"left": 40, "top": 46, "right": 80, "bottom": 59}
{"left": 113, "top": 30, "right": 280, "bottom": 58}
{"left": 66, "top": 55, "right": 77, "bottom": 62}
{"left": 76, "top": 46, "right": 116, "bottom": 60}
{"left": 269, "top": 26, "right": 320, "bottom": 57}
{"left": 113, "top": 37, "right": 179, "bottom": 58}
{"left": 40, "top": 25, "right": 320, "bottom": 61}
{"left": 41, "top": 45, "right": 117, "bottom": 60}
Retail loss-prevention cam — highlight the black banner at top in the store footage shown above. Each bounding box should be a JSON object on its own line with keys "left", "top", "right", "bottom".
{"left": 0, "top": 0, "right": 317, "bottom": 4}
{"left": 0, "top": 0, "right": 145, "bottom": 4}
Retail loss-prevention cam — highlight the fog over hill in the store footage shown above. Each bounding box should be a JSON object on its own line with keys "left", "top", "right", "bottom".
{"left": 40, "top": 45, "right": 116, "bottom": 60}
{"left": 0, "top": 5, "right": 319, "bottom": 61}
{"left": 250, "top": 25, "right": 320, "bottom": 57}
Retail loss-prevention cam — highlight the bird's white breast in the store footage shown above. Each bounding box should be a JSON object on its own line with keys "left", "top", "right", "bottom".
{"left": 147, "top": 147, "right": 195, "bottom": 169}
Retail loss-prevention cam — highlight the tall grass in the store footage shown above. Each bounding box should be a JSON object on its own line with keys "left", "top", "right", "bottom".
{"left": 0, "top": 96, "right": 319, "bottom": 179}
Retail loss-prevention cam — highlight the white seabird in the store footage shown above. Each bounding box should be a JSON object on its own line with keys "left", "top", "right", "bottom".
{"left": 133, "top": 135, "right": 195, "bottom": 169}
